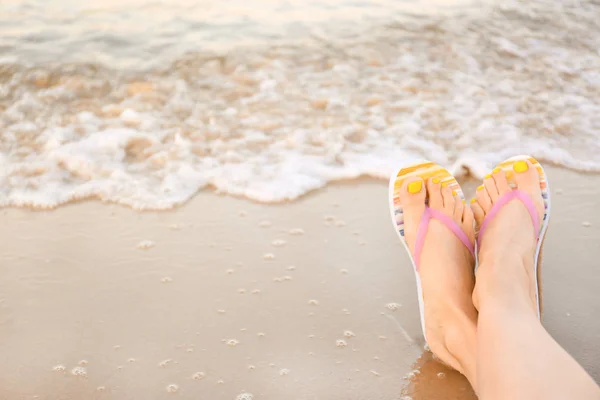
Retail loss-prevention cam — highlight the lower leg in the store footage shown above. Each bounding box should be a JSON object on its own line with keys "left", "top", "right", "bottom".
{"left": 475, "top": 254, "right": 599, "bottom": 400}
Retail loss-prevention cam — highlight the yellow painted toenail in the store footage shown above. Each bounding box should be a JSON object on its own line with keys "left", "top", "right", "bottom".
{"left": 506, "top": 171, "right": 513, "bottom": 179}
{"left": 513, "top": 161, "right": 529, "bottom": 173}
{"left": 492, "top": 167, "right": 501, "bottom": 174}
{"left": 462, "top": 199, "right": 466, "bottom": 204}
{"left": 452, "top": 190, "right": 457, "bottom": 196}
{"left": 407, "top": 180, "right": 423, "bottom": 194}
{"left": 432, "top": 177, "right": 440, "bottom": 184}
{"left": 470, "top": 198, "right": 477, "bottom": 203}
{"left": 441, "top": 182, "right": 448, "bottom": 188}
{"left": 485, "top": 174, "right": 492, "bottom": 179}
{"left": 477, "top": 185, "right": 484, "bottom": 191}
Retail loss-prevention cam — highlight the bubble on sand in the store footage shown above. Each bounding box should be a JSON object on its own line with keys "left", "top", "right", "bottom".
{"left": 218, "top": 309, "right": 226, "bottom": 314}
{"left": 263, "top": 253, "right": 275, "bottom": 260}
{"left": 252, "top": 289, "right": 261, "bottom": 294}
{"left": 257, "top": 332, "right": 266, "bottom": 337}
{"left": 279, "top": 368, "right": 290, "bottom": 376}
{"left": 169, "top": 224, "right": 181, "bottom": 230}
{"left": 192, "top": 372, "right": 205, "bottom": 380}
{"left": 52, "top": 365, "right": 66, "bottom": 372}
{"left": 335, "top": 220, "right": 346, "bottom": 227}
{"left": 386, "top": 303, "right": 402, "bottom": 311}
{"left": 272, "top": 239, "right": 286, "bottom": 247}
{"left": 114, "top": 345, "right": 121, "bottom": 350}
{"left": 340, "top": 269, "right": 348, "bottom": 274}
{"left": 273, "top": 277, "right": 282, "bottom": 282}
{"left": 166, "top": 384, "right": 179, "bottom": 393}
{"left": 117, "top": 366, "right": 123, "bottom": 370}
{"left": 238, "top": 288, "right": 246, "bottom": 294}
{"left": 240, "top": 328, "right": 247, "bottom": 332}
{"left": 137, "top": 240, "right": 155, "bottom": 250}
{"left": 248, "top": 365, "right": 256, "bottom": 371}
{"left": 158, "top": 359, "right": 173, "bottom": 368}
{"left": 336, "top": 339, "right": 348, "bottom": 348}
{"left": 227, "top": 339, "right": 240, "bottom": 347}
{"left": 343, "top": 330, "right": 355, "bottom": 338}
{"left": 227, "top": 269, "right": 234, "bottom": 275}
{"left": 128, "top": 358, "right": 136, "bottom": 363}
{"left": 437, "top": 372, "right": 446, "bottom": 379}
{"left": 286, "top": 265, "right": 296, "bottom": 271}
{"left": 379, "top": 336, "right": 387, "bottom": 340}
{"left": 186, "top": 347, "right": 194, "bottom": 353}
{"left": 359, "top": 241, "right": 367, "bottom": 246}
{"left": 239, "top": 211, "right": 247, "bottom": 217}
{"left": 289, "top": 228, "right": 304, "bottom": 235}
{"left": 342, "top": 309, "right": 351, "bottom": 315}
{"left": 370, "top": 370, "right": 380, "bottom": 377}
{"left": 97, "top": 386, "right": 106, "bottom": 392}
{"left": 324, "top": 215, "right": 336, "bottom": 222}
{"left": 308, "top": 334, "right": 315, "bottom": 338}
{"left": 352, "top": 231, "right": 360, "bottom": 236}
{"left": 78, "top": 360, "right": 88, "bottom": 366}
{"left": 236, "top": 393, "right": 254, "bottom": 400}
{"left": 259, "top": 221, "right": 272, "bottom": 228}
{"left": 161, "top": 277, "right": 173, "bottom": 283}
{"left": 308, "top": 299, "right": 319, "bottom": 306}
{"left": 71, "top": 366, "right": 87, "bottom": 377}
{"left": 583, "top": 221, "right": 592, "bottom": 227}
{"left": 556, "top": 188, "right": 564, "bottom": 194}
{"left": 283, "top": 275, "right": 293, "bottom": 281}
{"left": 217, "top": 379, "right": 225, "bottom": 384}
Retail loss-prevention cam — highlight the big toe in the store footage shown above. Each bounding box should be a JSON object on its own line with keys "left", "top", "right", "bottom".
{"left": 512, "top": 160, "right": 541, "bottom": 195}
{"left": 399, "top": 177, "right": 426, "bottom": 208}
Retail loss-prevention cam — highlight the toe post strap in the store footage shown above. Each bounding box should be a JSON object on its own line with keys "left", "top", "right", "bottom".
{"left": 477, "top": 189, "right": 540, "bottom": 249}
{"left": 414, "top": 206, "right": 475, "bottom": 271}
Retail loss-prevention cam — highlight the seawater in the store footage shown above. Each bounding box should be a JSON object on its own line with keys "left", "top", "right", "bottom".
{"left": 1, "top": 0, "right": 599, "bottom": 209}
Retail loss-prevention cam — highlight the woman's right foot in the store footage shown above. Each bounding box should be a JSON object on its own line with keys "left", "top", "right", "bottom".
{"left": 470, "top": 160, "right": 546, "bottom": 315}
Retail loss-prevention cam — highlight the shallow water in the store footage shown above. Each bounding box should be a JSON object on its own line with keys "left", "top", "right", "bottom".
{"left": 1, "top": 0, "right": 600, "bottom": 209}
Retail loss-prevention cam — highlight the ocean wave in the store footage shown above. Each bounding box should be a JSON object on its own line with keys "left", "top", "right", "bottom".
{"left": 1, "top": 0, "right": 600, "bottom": 209}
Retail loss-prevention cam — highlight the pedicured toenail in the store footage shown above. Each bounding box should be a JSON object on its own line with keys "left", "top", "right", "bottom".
{"left": 492, "top": 167, "right": 501, "bottom": 174}
{"left": 477, "top": 185, "right": 484, "bottom": 191}
{"left": 484, "top": 174, "right": 491, "bottom": 179}
{"left": 407, "top": 180, "right": 423, "bottom": 194}
{"left": 432, "top": 178, "right": 440, "bottom": 184}
{"left": 470, "top": 198, "right": 477, "bottom": 203}
{"left": 513, "top": 161, "right": 529, "bottom": 173}
{"left": 452, "top": 190, "right": 457, "bottom": 196}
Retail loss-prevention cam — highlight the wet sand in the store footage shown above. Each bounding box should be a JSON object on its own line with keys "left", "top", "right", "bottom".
{"left": 0, "top": 166, "right": 598, "bottom": 399}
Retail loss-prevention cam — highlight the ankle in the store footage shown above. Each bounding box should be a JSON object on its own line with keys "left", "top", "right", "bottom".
{"left": 474, "top": 256, "right": 538, "bottom": 315}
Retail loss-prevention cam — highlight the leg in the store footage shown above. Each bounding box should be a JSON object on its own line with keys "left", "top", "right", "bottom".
{"left": 399, "top": 177, "right": 478, "bottom": 390}
{"left": 471, "top": 161, "right": 600, "bottom": 400}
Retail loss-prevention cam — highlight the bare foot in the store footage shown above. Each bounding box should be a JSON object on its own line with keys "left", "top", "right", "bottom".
{"left": 471, "top": 160, "right": 545, "bottom": 315}
{"left": 399, "top": 176, "right": 478, "bottom": 387}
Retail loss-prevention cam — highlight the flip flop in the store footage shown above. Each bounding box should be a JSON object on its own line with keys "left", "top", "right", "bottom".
{"left": 388, "top": 160, "right": 475, "bottom": 343}
{"left": 475, "top": 155, "right": 551, "bottom": 319}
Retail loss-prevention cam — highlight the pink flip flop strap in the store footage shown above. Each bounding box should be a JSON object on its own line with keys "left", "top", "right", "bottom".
{"left": 413, "top": 206, "right": 475, "bottom": 271}
{"left": 477, "top": 189, "right": 540, "bottom": 249}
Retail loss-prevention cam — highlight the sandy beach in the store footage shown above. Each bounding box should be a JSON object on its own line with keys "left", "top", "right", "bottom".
{"left": 0, "top": 166, "right": 597, "bottom": 399}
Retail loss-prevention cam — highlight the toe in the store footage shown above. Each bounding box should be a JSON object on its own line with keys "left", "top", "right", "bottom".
{"left": 453, "top": 193, "right": 464, "bottom": 220}
{"left": 427, "top": 177, "right": 444, "bottom": 209}
{"left": 476, "top": 184, "right": 492, "bottom": 212}
{"left": 491, "top": 167, "right": 511, "bottom": 195}
{"left": 399, "top": 177, "right": 426, "bottom": 207}
{"left": 470, "top": 198, "right": 485, "bottom": 227}
{"left": 483, "top": 174, "right": 499, "bottom": 201}
{"left": 441, "top": 183, "right": 455, "bottom": 213}
{"left": 512, "top": 160, "right": 541, "bottom": 194}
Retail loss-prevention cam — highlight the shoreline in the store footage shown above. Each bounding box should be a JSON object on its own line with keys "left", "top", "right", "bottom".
{"left": 0, "top": 166, "right": 597, "bottom": 398}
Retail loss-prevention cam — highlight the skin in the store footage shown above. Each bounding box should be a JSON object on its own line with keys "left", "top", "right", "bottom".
{"left": 398, "top": 160, "right": 600, "bottom": 399}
